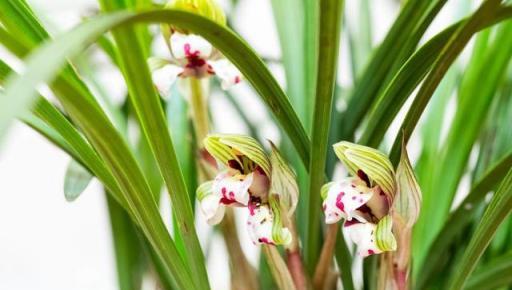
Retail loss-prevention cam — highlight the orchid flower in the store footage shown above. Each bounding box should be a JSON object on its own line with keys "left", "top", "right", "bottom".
{"left": 196, "top": 134, "right": 299, "bottom": 247}
{"left": 322, "top": 141, "right": 422, "bottom": 258}
{"left": 149, "top": 0, "right": 243, "bottom": 96}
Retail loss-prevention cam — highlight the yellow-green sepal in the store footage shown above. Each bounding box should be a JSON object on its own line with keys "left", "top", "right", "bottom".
{"left": 333, "top": 141, "right": 397, "bottom": 198}
{"left": 204, "top": 134, "right": 271, "bottom": 176}
{"left": 269, "top": 195, "right": 292, "bottom": 246}
{"left": 321, "top": 182, "right": 335, "bottom": 200}
{"left": 375, "top": 215, "right": 397, "bottom": 252}
{"left": 269, "top": 142, "right": 299, "bottom": 216}
{"left": 395, "top": 141, "right": 422, "bottom": 227}
{"left": 196, "top": 180, "right": 214, "bottom": 201}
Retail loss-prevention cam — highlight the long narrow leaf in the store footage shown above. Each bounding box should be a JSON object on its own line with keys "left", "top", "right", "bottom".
{"left": 305, "top": 0, "right": 344, "bottom": 273}
{"left": 447, "top": 169, "right": 512, "bottom": 290}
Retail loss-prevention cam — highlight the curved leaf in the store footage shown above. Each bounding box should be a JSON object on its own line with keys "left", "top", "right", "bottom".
{"left": 447, "top": 168, "right": 512, "bottom": 290}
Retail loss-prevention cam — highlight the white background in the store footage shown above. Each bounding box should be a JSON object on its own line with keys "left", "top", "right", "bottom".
{"left": 0, "top": 0, "right": 468, "bottom": 289}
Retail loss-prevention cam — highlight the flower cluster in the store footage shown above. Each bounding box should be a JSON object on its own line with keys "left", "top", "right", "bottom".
{"left": 322, "top": 141, "right": 421, "bottom": 258}
{"left": 150, "top": 0, "right": 243, "bottom": 96}
{"left": 197, "top": 134, "right": 298, "bottom": 246}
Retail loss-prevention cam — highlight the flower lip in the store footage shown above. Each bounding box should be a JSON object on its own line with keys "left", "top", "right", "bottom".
{"left": 322, "top": 177, "right": 375, "bottom": 224}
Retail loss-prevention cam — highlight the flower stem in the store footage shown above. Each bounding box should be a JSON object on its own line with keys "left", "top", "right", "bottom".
{"left": 285, "top": 217, "right": 309, "bottom": 290}
{"left": 189, "top": 78, "right": 209, "bottom": 143}
{"left": 313, "top": 224, "right": 339, "bottom": 290}
{"left": 220, "top": 209, "right": 259, "bottom": 290}
{"left": 263, "top": 245, "right": 296, "bottom": 290}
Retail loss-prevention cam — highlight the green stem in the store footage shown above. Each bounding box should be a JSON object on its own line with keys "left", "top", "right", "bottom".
{"left": 305, "top": 0, "right": 344, "bottom": 273}
{"left": 189, "top": 78, "right": 210, "bottom": 142}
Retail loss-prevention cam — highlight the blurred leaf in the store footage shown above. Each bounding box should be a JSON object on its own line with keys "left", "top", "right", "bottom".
{"left": 339, "top": 0, "right": 445, "bottom": 140}
{"left": 465, "top": 251, "right": 512, "bottom": 290}
{"left": 360, "top": 7, "right": 512, "bottom": 148}
{"left": 447, "top": 168, "right": 512, "bottom": 290}
{"left": 411, "top": 18, "right": 512, "bottom": 269}
{"left": 64, "top": 159, "right": 94, "bottom": 202}
{"left": 418, "top": 152, "right": 512, "bottom": 289}
{"left": 106, "top": 193, "right": 146, "bottom": 290}
{"left": 346, "top": 0, "right": 372, "bottom": 79}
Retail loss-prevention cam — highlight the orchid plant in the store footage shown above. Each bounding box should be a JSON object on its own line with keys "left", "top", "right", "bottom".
{"left": 1, "top": 0, "right": 512, "bottom": 289}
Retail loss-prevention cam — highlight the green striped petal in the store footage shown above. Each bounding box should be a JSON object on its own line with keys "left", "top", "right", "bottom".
{"left": 333, "top": 141, "right": 397, "bottom": 198}
{"left": 375, "top": 215, "right": 397, "bottom": 252}
{"left": 269, "top": 141, "right": 299, "bottom": 216}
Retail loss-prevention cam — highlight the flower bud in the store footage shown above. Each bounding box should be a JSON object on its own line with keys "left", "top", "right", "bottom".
{"left": 164, "top": 0, "right": 226, "bottom": 36}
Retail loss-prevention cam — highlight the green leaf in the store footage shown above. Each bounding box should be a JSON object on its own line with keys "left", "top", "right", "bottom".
{"left": 106, "top": 193, "right": 147, "bottom": 290}
{"left": 0, "top": 4, "right": 195, "bottom": 288}
{"left": 305, "top": 0, "right": 344, "bottom": 273}
{"left": 412, "top": 17, "right": 512, "bottom": 271}
{"left": 64, "top": 159, "right": 94, "bottom": 202}
{"left": 389, "top": 0, "right": 505, "bottom": 163}
{"left": 417, "top": 152, "right": 512, "bottom": 289}
{"left": 98, "top": 2, "right": 208, "bottom": 286}
{"left": 270, "top": 0, "right": 307, "bottom": 124}
{"left": 465, "top": 251, "right": 512, "bottom": 290}
{"left": 360, "top": 7, "right": 512, "bottom": 149}
{"left": 339, "top": 0, "right": 443, "bottom": 140}
{"left": 447, "top": 168, "right": 512, "bottom": 290}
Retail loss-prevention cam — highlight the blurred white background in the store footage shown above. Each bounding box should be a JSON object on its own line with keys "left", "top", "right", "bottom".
{"left": 0, "top": 0, "right": 468, "bottom": 289}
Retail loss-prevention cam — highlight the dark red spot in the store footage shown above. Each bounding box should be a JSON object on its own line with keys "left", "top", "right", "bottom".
{"left": 234, "top": 76, "right": 241, "bottom": 83}
{"left": 229, "top": 191, "right": 235, "bottom": 199}
{"left": 344, "top": 219, "right": 360, "bottom": 227}
{"left": 220, "top": 197, "right": 236, "bottom": 205}
{"left": 248, "top": 202, "right": 257, "bottom": 216}
{"left": 228, "top": 159, "right": 243, "bottom": 172}
{"left": 258, "top": 238, "right": 274, "bottom": 245}
{"left": 368, "top": 250, "right": 375, "bottom": 255}
{"left": 336, "top": 193, "right": 345, "bottom": 212}
{"left": 358, "top": 204, "right": 372, "bottom": 214}
{"left": 357, "top": 170, "right": 371, "bottom": 186}
{"left": 351, "top": 184, "right": 356, "bottom": 188}
{"left": 340, "top": 191, "right": 345, "bottom": 196}
{"left": 322, "top": 204, "right": 326, "bottom": 211}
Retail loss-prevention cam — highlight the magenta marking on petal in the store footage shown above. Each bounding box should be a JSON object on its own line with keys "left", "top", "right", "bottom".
{"left": 336, "top": 193, "right": 345, "bottom": 212}
{"left": 359, "top": 198, "right": 364, "bottom": 203}
{"left": 234, "top": 76, "right": 241, "bottom": 83}
{"left": 221, "top": 187, "right": 227, "bottom": 195}
{"left": 229, "top": 191, "right": 235, "bottom": 199}
{"left": 322, "top": 204, "right": 326, "bottom": 211}
{"left": 219, "top": 197, "right": 236, "bottom": 205}
{"left": 248, "top": 203, "right": 256, "bottom": 216}
{"left": 352, "top": 196, "right": 357, "bottom": 200}
{"left": 344, "top": 219, "right": 360, "bottom": 227}
{"left": 258, "top": 238, "right": 274, "bottom": 245}
{"left": 351, "top": 184, "right": 356, "bottom": 188}
{"left": 368, "top": 250, "right": 375, "bottom": 255}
